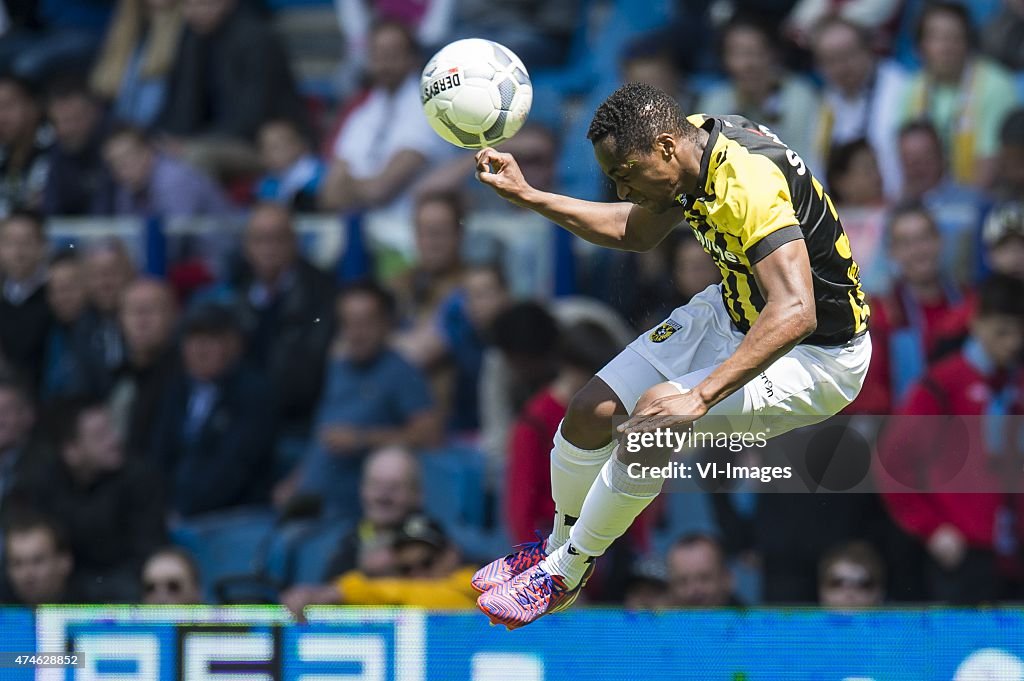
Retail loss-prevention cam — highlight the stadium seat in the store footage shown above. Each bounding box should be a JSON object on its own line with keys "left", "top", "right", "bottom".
{"left": 261, "top": 515, "right": 353, "bottom": 586}
{"left": 170, "top": 507, "right": 279, "bottom": 603}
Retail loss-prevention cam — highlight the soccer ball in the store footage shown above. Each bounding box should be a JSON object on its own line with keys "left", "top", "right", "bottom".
{"left": 421, "top": 38, "right": 533, "bottom": 149}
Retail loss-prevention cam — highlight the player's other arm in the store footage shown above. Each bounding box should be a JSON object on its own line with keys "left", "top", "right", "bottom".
{"left": 475, "top": 147, "right": 679, "bottom": 252}
{"left": 695, "top": 238, "right": 817, "bottom": 409}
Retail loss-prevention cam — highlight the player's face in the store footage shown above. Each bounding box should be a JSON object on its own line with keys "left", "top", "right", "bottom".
{"left": 593, "top": 137, "right": 680, "bottom": 213}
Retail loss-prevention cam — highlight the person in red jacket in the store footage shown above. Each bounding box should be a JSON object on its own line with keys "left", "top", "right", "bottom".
{"left": 851, "top": 202, "right": 969, "bottom": 414}
{"left": 878, "top": 274, "right": 1024, "bottom": 603}
{"left": 504, "top": 321, "right": 621, "bottom": 544}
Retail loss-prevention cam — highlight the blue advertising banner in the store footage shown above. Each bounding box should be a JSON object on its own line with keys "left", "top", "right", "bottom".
{"left": 1, "top": 606, "right": 1022, "bottom": 680}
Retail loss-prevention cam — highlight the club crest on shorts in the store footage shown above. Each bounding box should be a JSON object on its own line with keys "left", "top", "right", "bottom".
{"left": 649, "top": 319, "right": 682, "bottom": 343}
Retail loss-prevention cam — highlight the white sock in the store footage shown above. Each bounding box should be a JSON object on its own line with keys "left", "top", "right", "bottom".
{"left": 542, "top": 455, "right": 664, "bottom": 587}
{"left": 547, "top": 425, "right": 616, "bottom": 553}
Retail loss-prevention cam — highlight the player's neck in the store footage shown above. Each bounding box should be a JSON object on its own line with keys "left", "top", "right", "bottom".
{"left": 678, "top": 128, "right": 710, "bottom": 196}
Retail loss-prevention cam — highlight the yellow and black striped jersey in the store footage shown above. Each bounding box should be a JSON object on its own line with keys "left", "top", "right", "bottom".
{"left": 678, "top": 113, "right": 869, "bottom": 346}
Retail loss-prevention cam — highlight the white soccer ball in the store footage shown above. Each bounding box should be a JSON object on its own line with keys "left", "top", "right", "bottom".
{"left": 421, "top": 38, "right": 533, "bottom": 149}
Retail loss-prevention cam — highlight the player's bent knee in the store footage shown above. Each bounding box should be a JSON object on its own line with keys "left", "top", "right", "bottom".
{"left": 562, "top": 378, "right": 623, "bottom": 450}
{"left": 633, "top": 381, "right": 688, "bottom": 417}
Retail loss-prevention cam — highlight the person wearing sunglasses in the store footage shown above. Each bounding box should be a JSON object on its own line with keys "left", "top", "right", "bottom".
{"left": 140, "top": 546, "right": 202, "bottom": 605}
{"left": 817, "top": 541, "right": 885, "bottom": 610}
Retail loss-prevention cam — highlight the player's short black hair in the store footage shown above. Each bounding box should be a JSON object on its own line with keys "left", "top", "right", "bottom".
{"left": 825, "top": 137, "right": 875, "bottom": 204}
{"left": 976, "top": 274, "right": 1024, "bottom": 319}
{"left": 1000, "top": 108, "right": 1024, "bottom": 147}
{"left": 587, "top": 82, "right": 696, "bottom": 157}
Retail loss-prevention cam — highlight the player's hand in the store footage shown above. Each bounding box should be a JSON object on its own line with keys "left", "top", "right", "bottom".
{"left": 474, "top": 147, "right": 534, "bottom": 206}
{"left": 618, "top": 382, "right": 709, "bottom": 434}
{"left": 928, "top": 524, "right": 967, "bottom": 571}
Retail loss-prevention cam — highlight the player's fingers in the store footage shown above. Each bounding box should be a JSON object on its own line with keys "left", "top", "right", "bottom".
{"left": 475, "top": 147, "right": 500, "bottom": 172}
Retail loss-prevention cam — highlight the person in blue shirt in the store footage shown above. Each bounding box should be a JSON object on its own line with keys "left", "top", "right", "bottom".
{"left": 282, "top": 281, "right": 441, "bottom": 519}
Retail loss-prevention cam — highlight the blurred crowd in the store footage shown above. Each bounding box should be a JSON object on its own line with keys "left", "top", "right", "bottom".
{"left": 2, "top": 0, "right": 1024, "bottom": 613}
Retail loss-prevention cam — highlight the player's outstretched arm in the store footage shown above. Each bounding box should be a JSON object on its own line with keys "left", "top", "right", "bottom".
{"left": 474, "top": 147, "right": 678, "bottom": 252}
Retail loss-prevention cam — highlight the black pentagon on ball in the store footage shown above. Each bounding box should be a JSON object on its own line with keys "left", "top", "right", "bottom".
{"left": 484, "top": 111, "right": 507, "bottom": 141}
{"left": 437, "top": 110, "right": 479, "bottom": 146}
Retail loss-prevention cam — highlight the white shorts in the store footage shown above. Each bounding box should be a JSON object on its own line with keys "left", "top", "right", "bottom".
{"left": 595, "top": 284, "right": 871, "bottom": 439}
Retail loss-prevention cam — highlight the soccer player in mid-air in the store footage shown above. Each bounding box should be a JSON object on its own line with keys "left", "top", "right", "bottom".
{"left": 471, "top": 83, "right": 872, "bottom": 629}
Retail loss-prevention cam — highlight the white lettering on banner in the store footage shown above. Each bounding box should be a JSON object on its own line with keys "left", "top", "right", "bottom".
{"left": 75, "top": 633, "right": 160, "bottom": 681}
{"left": 297, "top": 634, "right": 386, "bottom": 681}
{"left": 471, "top": 653, "right": 544, "bottom": 681}
{"left": 183, "top": 631, "right": 274, "bottom": 681}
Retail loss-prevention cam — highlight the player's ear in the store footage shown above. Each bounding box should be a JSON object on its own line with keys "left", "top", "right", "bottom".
{"left": 655, "top": 133, "right": 676, "bottom": 160}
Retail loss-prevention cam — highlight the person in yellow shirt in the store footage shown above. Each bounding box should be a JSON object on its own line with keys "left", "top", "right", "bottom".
{"left": 282, "top": 514, "right": 478, "bottom": 620}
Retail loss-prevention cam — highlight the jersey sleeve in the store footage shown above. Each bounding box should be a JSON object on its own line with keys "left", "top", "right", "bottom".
{"left": 708, "top": 151, "right": 802, "bottom": 264}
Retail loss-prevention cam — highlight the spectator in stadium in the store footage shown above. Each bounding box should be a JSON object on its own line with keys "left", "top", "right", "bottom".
{"left": 282, "top": 513, "right": 477, "bottom": 619}
{"left": 0, "top": 211, "right": 50, "bottom": 388}
{"left": 42, "top": 76, "right": 114, "bottom": 216}
{"left": 817, "top": 541, "right": 886, "bottom": 610}
{"left": 620, "top": 38, "right": 697, "bottom": 117}
{"left": 106, "top": 279, "right": 179, "bottom": 455}
{"left": 810, "top": 16, "right": 906, "bottom": 198}
{"left": 7, "top": 397, "right": 166, "bottom": 601}
{"left": 983, "top": 203, "right": 1024, "bottom": 282}
{"left": 320, "top": 20, "right": 450, "bottom": 255}
{"left": 900, "top": 1, "right": 1017, "bottom": 188}
{"left": 41, "top": 251, "right": 87, "bottom": 397}
{"left": 786, "top": 0, "right": 903, "bottom": 49}
{"left": 140, "top": 546, "right": 203, "bottom": 605}
{"left": 622, "top": 555, "right": 671, "bottom": 611}
{"left": 825, "top": 138, "right": 889, "bottom": 295}
{"left": 856, "top": 204, "right": 967, "bottom": 413}
{"left": 203, "top": 203, "right": 334, "bottom": 436}
{"left": 148, "top": 302, "right": 277, "bottom": 517}
{"left": 982, "top": 0, "right": 1024, "bottom": 72}
{"left": 103, "top": 125, "right": 232, "bottom": 218}
{"left": 90, "top": 0, "right": 184, "bottom": 127}
{"left": 451, "top": 0, "right": 578, "bottom": 69}
{"left": 333, "top": 0, "right": 454, "bottom": 99}
{"left": 897, "top": 121, "right": 987, "bottom": 285}
{"left": 69, "top": 239, "right": 135, "bottom": 397}
{"left": 698, "top": 15, "right": 821, "bottom": 163}
{"left": 878, "top": 275, "right": 1024, "bottom": 604}
{"left": 0, "top": 0, "right": 109, "bottom": 83}
{"left": 283, "top": 283, "right": 439, "bottom": 518}
{"left": 255, "top": 119, "right": 325, "bottom": 212}
{"left": 665, "top": 533, "right": 742, "bottom": 607}
{"left": 392, "top": 192, "right": 467, "bottom": 356}
{"left": 157, "top": 0, "right": 307, "bottom": 180}
{"left": 317, "top": 446, "right": 423, "bottom": 580}
{"left": 0, "top": 378, "right": 35, "bottom": 511}
{"left": 0, "top": 75, "right": 52, "bottom": 218}
{"left": 479, "top": 298, "right": 633, "bottom": 484}
{"left": 505, "top": 320, "right": 621, "bottom": 544}
{"left": 993, "top": 108, "right": 1024, "bottom": 203}
{"left": 629, "top": 230, "right": 725, "bottom": 332}
{"left": 1, "top": 514, "right": 74, "bottom": 605}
